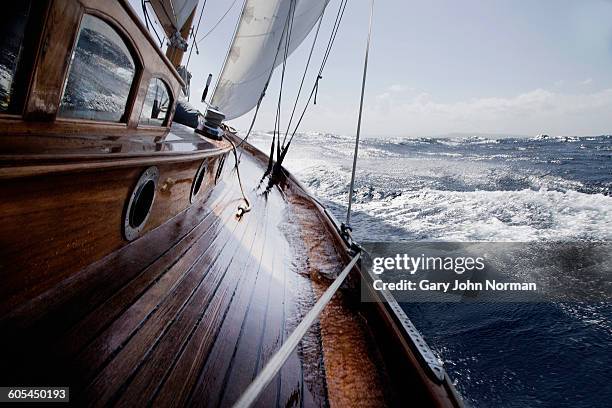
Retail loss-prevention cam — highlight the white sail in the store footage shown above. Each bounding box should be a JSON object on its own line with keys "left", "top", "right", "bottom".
{"left": 212, "top": 0, "right": 329, "bottom": 120}
{"left": 149, "top": 0, "right": 199, "bottom": 38}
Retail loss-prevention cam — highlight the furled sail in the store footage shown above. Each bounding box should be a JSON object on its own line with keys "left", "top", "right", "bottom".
{"left": 212, "top": 0, "right": 329, "bottom": 120}
{"left": 149, "top": 0, "right": 199, "bottom": 38}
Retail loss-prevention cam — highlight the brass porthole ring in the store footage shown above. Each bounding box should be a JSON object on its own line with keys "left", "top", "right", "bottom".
{"left": 123, "top": 166, "right": 159, "bottom": 241}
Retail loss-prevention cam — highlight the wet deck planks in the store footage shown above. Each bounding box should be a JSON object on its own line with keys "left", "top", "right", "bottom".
{"left": 0, "top": 147, "right": 391, "bottom": 407}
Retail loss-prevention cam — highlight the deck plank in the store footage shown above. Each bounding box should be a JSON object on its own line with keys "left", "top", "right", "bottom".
{"left": 150, "top": 192, "right": 266, "bottom": 407}
{"left": 112, "top": 200, "right": 265, "bottom": 407}
{"left": 80, "top": 193, "right": 251, "bottom": 405}
{"left": 74, "top": 195, "right": 238, "bottom": 384}
{"left": 214, "top": 202, "right": 278, "bottom": 406}
{"left": 185, "top": 198, "right": 270, "bottom": 407}
{"left": 1, "top": 144, "right": 399, "bottom": 407}
{"left": 59, "top": 186, "right": 235, "bottom": 357}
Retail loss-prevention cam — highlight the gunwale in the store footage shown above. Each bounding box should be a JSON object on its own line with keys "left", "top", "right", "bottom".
{"left": 231, "top": 133, "right": 463, "bottom": 408}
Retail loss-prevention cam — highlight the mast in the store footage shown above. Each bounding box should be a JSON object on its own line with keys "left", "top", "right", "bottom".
{"left": 147, "top": 0, "right": 200, "bottom": 68}
{"left": 166, "top": 7, "right": 196, "bottom": 68}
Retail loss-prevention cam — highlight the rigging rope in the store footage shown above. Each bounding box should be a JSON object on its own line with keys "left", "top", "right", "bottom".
{"left": 279, "top": 0, "right": 348, "bottom": 153}
{"left": 141, "top": 0, "right": 165, "bottom": 48}
{"left": 272, "top": 0, "right": 348, "bottom": 176}
{"left": 346, "top": 0, "right": 374, "bottom": 228}
{"left": 231, "top": 0, "right": 299, "bottom": 157}
{"left": 267, "top": 0, "right": 297, "bottom": 175}
{"left": 280, "top": 14, "right": 324, "bottom": 149}
{"left": 186, "top": 0, "right": 208, "bottom": 68}
{"left": 228, "top": 0, "right": 348, "bottom": 183}
{"left": 232, "top": 251, "right": 362, "bottom": 408}
{"left": 196, "top": 0, "right": 241, "bottom": 44}
{"left": 221, "top": 125, "right": 252, "bottom": 217}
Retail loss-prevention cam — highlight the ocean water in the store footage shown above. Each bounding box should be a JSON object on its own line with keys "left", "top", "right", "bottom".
{"left": 247, "top": 131, "right": 612, "bottom": 407}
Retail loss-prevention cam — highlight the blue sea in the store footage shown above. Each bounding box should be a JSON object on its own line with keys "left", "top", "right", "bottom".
{"left": 248, "top": 132, "right": 611, "bottom": 407}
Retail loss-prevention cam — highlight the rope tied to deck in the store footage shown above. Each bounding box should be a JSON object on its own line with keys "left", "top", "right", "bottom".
{"left": 232, "top": 251, "right": 361, "bottom": 408}
{"left": 222, "top": 125, "right": 251, "bottom": 218}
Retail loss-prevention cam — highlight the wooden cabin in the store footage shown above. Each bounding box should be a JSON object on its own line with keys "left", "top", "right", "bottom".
{"left": 0, "top": 0, "right": 231, "bottom": 312}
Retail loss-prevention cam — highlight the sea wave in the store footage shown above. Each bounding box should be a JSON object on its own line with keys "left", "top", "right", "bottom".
{"left": 298, "top": 166, "right": 611, "bottom": 241}
{"left": 246, "top": 129, "right": 612, "bottom": 408}
{"left": 247, "top": 131, "right": 611, "bottom": 242}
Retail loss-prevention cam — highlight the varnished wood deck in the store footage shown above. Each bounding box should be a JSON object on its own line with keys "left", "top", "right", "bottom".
{"left": 0, "top": 146, "right": 393, "bottom": 407}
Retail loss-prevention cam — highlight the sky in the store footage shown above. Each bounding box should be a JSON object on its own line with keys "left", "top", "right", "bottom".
{"left": 130, "top": 0, "right": 612, "bottom": 137}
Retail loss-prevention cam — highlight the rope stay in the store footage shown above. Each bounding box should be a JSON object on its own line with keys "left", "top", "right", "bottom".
{"left": 221, "top": 125, "right": 252, "bottom": 217}
{"left": 266, "top": 0, "right": 348, "bottom": 183}
{"left": 280, "top": 15, "right": 324, "bottom": 148}
{"left": 279, "top": 0, "right": 349, "bottom": 153}
{"left": 232, "top": 0, "right": 298, "bottom": 155}
{"left": 233, "top": 0, "right": 344, "bottom": 167}
{"left": 266, "top": 0, "right": 297, "bottom": 176}
{"left": 232, "top": 252, "right": 362, "bottom": 408}
{"left": 141, "top": 0, "right": 166, "bottom": 48}
{"left": 186, "top": 0, "right": 208, "bottom": 68}
{"left": 345, "top": 0, "right": 374, "bottom": 229}
{"left": 196, "top": 0, "right": 241, "bottom": 44}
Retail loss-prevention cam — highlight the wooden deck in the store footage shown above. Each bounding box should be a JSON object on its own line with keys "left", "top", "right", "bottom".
{"left": 0, "top": 146, "right": 393, "bottom": 407}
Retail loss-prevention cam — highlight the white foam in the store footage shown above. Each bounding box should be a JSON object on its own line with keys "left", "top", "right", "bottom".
{"left": 245, "top": 131, "right": 611, "bottom": 242}
{"left": 295, "top": 161, "right": 611, "bottom": 241}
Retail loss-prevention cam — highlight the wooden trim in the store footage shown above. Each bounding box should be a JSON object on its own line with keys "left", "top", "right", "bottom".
{"left": 0, "top": 113, "right": 23, "bottom": 121}
{"left": 0, "top": 146, "right": 232, "bottom": 179}
{"left": 24, "top": 0, "right": 82, "bottom": 121}
{"left": 129, "top": 71, "right": 152, "bottom": 128}
{"left": 134, "top": 76, "right": 175, "bottom": 128}
{"left": 8, "top": 0, "right": 184, "bottom": 136}
{"left": 5, "top": 0, "right": 51, "bottom": 116}
{"left": 54, "top": 118, "right": 129, "bottom": 129}
{"left": 0, "top": 117, "right": 166, "bottom": 138}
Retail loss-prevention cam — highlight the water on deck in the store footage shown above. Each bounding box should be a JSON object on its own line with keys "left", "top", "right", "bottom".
{"left": 0, "top": 146, "right": 393, "bottom": 407}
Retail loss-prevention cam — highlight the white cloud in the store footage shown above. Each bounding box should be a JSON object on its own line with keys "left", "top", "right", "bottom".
{"left": 364, "top": 88, "right": 612, "bottom": 136}
{"left": 387, "top": 84, "right": 412, "bottom": 93}
{"left": 581, "top": 78, "right": 593, "bottom": 85}
{"left": 229, "top": 86, "right": 612, "bottom": 137}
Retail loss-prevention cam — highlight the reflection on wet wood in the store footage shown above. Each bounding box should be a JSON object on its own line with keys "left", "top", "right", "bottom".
{"left": 0, "top": 144, "right": 397, "bottom": 407}
{"left": 0, "top": 152, "right": 225, "bottom": 316}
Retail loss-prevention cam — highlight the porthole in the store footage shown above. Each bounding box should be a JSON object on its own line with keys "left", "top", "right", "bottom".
{"left": 123, "top": 166, "right": 159, "bottom": 241}
{"left": 190, "top": 160, "right": 208, "bottom": 203}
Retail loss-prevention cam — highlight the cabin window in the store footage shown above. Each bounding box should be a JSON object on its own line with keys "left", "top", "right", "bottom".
{"left": 0, "top": 1, "right": 32, "bottom": 113}
{"left": 139, "top": 78, "right": 171, "bottom": 126}
{"left": 59, "top": 14, "right": 136, "bottom": 122}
